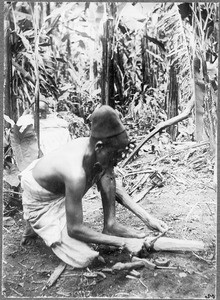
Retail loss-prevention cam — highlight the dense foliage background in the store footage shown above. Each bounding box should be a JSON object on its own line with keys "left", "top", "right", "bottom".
{"left": 3, "top": 2, "right": 218, "bottom": 180}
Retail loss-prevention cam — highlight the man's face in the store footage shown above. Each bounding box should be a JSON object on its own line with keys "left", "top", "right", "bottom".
{"left": 95, "top": 131, "right": 130, "bottom": 168}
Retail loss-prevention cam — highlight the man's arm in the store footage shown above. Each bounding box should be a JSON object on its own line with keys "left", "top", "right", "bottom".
{"left": 115, "top": 182, "right": 168, "bottom": 232}
{"left": 65, "top": 174, "right": 145, "bottom": 253}
{"left": 97, "top": 169, "right": 145, "bottom": 239}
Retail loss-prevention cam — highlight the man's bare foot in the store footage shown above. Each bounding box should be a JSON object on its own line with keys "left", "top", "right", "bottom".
{"left": 21, "top": 221, "right": 38, "bottom": 246}
{"left": 103, "top": 221, "right": 145, "bottom": 238}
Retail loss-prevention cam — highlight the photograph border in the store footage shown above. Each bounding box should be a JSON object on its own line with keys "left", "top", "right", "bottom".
{"left": 1, "top": 1, "right": 219, "bottom": 299}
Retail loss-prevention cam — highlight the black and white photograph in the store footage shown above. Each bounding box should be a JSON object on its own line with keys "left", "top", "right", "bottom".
{"left": 2, "top": 2, "right": 218, "bottom": 298}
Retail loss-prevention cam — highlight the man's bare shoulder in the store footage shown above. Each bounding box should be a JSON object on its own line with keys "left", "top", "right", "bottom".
{"left": 33, "top": 137, "right": 90, "bottom": 179}
{"left": 47, "top": 137, "right": 89, "bottom": 159}
{"left": 62, "top": 137, "right": 90, "bottom": 155}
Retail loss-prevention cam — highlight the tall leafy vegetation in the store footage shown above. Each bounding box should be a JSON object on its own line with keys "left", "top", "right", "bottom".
{"left": 6, "top": 3, "right": 57, "bottom": 117}
{"left": 3, "top": 2, "right": 218, "bottom": 205}
{"left": 191, "top": 3, "right": 218, "bottom": 151}
{"left": 5, "top": 2, "right": 103, "bottom": 121}
{"left": 4, "top": 2, "right": 218, "bottom": 141}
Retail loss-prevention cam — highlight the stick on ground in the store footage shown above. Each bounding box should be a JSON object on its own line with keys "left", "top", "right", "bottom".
{"left": 42, "top": 261, "right": 66, "bottom": 290}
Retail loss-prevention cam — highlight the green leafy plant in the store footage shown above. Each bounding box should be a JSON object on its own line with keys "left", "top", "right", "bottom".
{"left": 10, "top": 124, "right": 38, "bottom": 172}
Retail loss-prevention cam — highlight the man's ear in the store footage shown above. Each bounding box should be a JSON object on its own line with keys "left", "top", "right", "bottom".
{"left": 95, "top": 141, "right": 104, "bottom": 152}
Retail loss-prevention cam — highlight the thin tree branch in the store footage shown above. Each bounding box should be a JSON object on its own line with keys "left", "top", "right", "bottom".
{"left": 122, "top": 97, "right": 195, "bottom": 167}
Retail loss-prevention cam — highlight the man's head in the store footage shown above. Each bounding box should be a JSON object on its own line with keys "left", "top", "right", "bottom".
{"left": 90, "top": 105, "right": 129, "bottom": 167}
{"left": 91, "top": 105, "right": 125, "bottom": 139}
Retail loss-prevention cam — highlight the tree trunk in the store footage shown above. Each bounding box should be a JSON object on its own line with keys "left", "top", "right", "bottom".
{"left": 101, "top": 3, "right": 115, "bottom": 108}
{"left": 4, "top": 6, "right": 16, "bottom": 123}
{"left": 101, "top": 24, "right": 107, "bottom": 105}
{"left": 142, "top": 24, "right": 157, "bottom": 90}
{"left": 142, "top": 30, "right": 151, "bottom": 89}
{"left": 46, "top": 2, "right": 50, "bottom": 17}
{"left": 167, "top": 65, "right": 178, "bottom": 140}
{"left": 202, "top": 58, "right": 217, "bottom": 156}
{"left": 194, "top": 57, "right": 206, "bottom": 141}
{"left": 31, "top": 3, "right": 41, "bottom": 156}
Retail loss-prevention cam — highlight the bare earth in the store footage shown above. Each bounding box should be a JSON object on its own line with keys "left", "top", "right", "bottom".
{"left": 3, "top": 153, "right": 216, "bottom": 299}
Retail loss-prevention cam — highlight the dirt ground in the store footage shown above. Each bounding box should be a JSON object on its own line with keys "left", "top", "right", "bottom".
{"left": 3, "top": 150, "right": 217, "bottom": 299}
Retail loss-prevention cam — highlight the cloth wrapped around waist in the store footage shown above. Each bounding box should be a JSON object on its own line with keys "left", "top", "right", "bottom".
{"left": 20, "top": 160, "right": 66, "bottom": 247}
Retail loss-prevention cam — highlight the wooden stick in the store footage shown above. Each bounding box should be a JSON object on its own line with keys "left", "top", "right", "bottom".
{"left": 151, "top": 154, "right": 170, "bottom": 165}
{"left": 152, "top": 141, "right": 209, "bottom": 165}
{"left": 123, "top": 169, "right": 153, "bottom": 177}
{"left": 112, "top": 261, "right": 145, "bottom": 271}
{"left": 122, "top": 97, "right": 195, "bottom": 167}
{"left": 134, "top": 185, "right": 154, "bottom": 203}
{"left": 42, "top": 261, "right": 66, "bottom": 290}
{"left": 10, "top": 287, "right": 23, "bottom": 297}
{"left": 129, "top": 174, "right": 148, "bottom": 195}
{"left": 139, "top": 279, "right": 148, "bottom": 290}
{"left": 131, "top": 257, "right": 156, "bottom": 270}
{"left": 156, "top": 266, "right": 177, "bottom": 270}
{"left": 3, "top": 190, "right": 23, "bottom": 195}
{"left": 192, "top": 252, "right": 213, "bottom": 263}
{"left": 147, "top": 230, "right": 167, "bottom": 248}
{"left": 144, "top": 237, "right": 205, "bottom": 252}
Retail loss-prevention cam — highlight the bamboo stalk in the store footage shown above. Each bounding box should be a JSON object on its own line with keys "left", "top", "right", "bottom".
{"left": 30, "top": 3, "right": 41, "bottom": 156}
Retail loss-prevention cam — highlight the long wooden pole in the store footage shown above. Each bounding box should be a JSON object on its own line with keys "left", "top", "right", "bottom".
{"left": 4, "top": 4, "right": 16, "bottom": 122}
{"left": 31, "top": 3, "right": 41, "bottom": 156}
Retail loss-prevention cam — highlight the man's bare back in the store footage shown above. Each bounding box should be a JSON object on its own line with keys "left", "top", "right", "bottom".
{"left": 32, "top": 138, "right": 91, "bottom": 195}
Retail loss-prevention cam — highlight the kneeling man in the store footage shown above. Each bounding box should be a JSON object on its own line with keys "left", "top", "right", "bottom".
{"left": 20, "top": 105, "right": 167, "bottom": 268}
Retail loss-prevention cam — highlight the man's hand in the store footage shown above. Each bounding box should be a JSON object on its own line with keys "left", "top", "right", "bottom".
{"left": 148, "top": 217, "right": 168, "bottom": 233}
{"left": 123, "top": 238, "right": 145, "bottom": 256}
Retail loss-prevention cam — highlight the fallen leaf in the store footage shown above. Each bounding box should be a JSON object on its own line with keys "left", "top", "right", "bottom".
{"left": 3, "top": 217, "right": 15, "bottom": 227}
{"left": 179, "top": 272, "right": 187, "bottom": 278}
{"left": 18, "top": 282, "right": 24, "bottom": 288}
{"left": 97, "top": 255, "right": 106, "bottom": 264}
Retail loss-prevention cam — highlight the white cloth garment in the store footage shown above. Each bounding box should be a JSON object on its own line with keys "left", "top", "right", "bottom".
{"left": 20, "top": 160, "right": 99, "bottom": 268}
